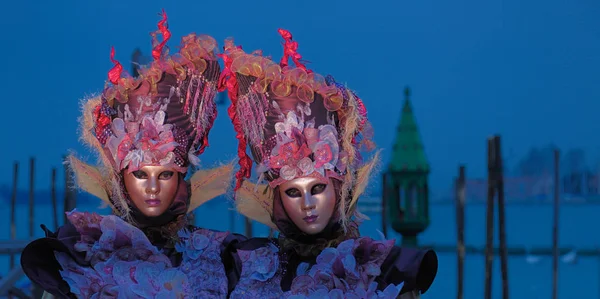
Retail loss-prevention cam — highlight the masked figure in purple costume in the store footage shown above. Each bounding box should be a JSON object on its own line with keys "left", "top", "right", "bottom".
{"left": 20, "top": 12, "right": 245, "bottom": 298}
{"left": 219, "top": 30, "right": 438, "bottom": 298}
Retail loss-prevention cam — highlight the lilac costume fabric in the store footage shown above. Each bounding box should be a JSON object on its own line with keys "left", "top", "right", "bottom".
{"left": 225, "top": 180, "right": 437, "bottom": 298}
{"left": 226, "top": 191, "right": 438, "bottom": 298}
{"left": 21, "top": 211, "right": 244, "bottom": 298}
{"left": 229, "top": 236, "right": 436, "bottom": 298}
{"left": 229, "top": 241, "right": 283, "bottom": 298}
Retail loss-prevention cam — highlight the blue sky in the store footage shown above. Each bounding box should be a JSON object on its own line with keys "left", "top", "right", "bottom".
{"left": 1, "top": 0, "right": 599, "bottom": 195}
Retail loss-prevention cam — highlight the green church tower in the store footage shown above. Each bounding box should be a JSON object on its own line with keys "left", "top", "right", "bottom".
{"left": 383, "top": 86, "right": 431, "bottom": 247}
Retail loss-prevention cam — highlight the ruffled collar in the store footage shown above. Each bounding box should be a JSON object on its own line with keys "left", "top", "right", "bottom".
{"left": 277, "top": 221, "right": 360, "bottom": 258}
{"left": 142, "top": 214, "right": 190, "bottom": 250}
{"left": 284, "top": 236, "right": 403, "bottom": 298}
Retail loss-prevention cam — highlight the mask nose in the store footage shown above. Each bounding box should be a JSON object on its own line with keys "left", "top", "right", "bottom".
{"left": 145, "top": 177, "right": 160, "bottom": 195}
{"left": 301, "top": 193, "right": 316, "bottom": 211}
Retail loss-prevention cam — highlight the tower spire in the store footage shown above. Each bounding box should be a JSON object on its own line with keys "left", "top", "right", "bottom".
{"left": 389, "top": 86, "right": 429, "bottom": 173}
{"left": 384, "top": 86, "right": 431, "bottom": 247}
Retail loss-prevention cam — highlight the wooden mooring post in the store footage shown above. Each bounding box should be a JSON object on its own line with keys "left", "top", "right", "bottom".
{"left": 495, "top": 136, "right": 509, "bottom": 299}
{"left": 381, "top": 172, "right": 389, "bottom": 239}
{"left": 552, "top": 149, "right": 560, "bottom": 299}
{"left": 0, "top": 267, "right": 26, "bottom": 299}
{"left": 28, "top": 158, "right": 35, "bottom": 239}
{"left": 29, "top": 158, "right": 45, "bottom": 298}
{"left": 245, "top": 216, "right": 253, "bottom": 238}
{"left": 63, "top": 156, "right": 76, "bottom": 223}
{"left": 2, "top": 159, "right": 67, "bottom": 298}
{"left": 484, "top": 138, "right": 495, "bottom": 299}
{"left": 9, "top": 162, "right": 18, "bottom": 270}
{"left": 455, "top": 165, "right": 466, "bottom": 299}
{"left": 229, "top": 208, "right": 235, "bottom": 232}
{"left": 484, "top": 135, "right": 509, "bottom": 299}
{"left": 51, "top": 168, "right": 58, "bottom": 230}
{"left": 268, "top": 227, "right": 275, "bottom": 238}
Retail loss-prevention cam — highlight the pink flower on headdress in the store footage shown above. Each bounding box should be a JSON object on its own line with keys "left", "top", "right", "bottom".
{"left": 140, "top": 111, "right": 171, "bottom": 139}
{"left": 106, "top": 118, "right": 129, "bottom": 169}
{"left": 108, "top": 108, "right": 179, "bottom": 172}
{"left": 116, "top": 135, "right": 133, "bottom": 162}
{"left": 274, "top": 111, "right": 304, "bottom": 138}
{"left": 310, "top": 125, "right": 340, "bottom": 175}
{"left": 303, "top": 127, "right": 319, "bottom": 147}
{"left": 314, "top": 143, "right": 333, "bottom": 169}
{"left": 268, "top": 142, "right": 312, "bottom": 178}
{"left": 297, "top": 157, "right": 315, "bottom": 176}
{"left": 123, "top": 151, "right": 143, "bottom": 171}
{"left": 267, "top": 111, "right": 343, "bottom": 183}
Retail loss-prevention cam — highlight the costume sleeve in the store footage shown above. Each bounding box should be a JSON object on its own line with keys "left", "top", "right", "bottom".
{"left": 375, "top": 246, "right": 438, "bottom": 295}
{"left": 20, "top": 223, "right": 85, "bottom": 298}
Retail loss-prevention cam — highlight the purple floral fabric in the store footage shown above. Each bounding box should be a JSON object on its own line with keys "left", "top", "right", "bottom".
{"left": 229, "top": 242, "right": 284, "bottom": 298}
{"left": 175, "top": 228, "right": 229, "bottom": 297}
{"left": 230, "top": 237, "right": 404, "bottom": 299}
{"left": 54, "top": 210, "right": 229, "bottom": 298}
{"left": 284, "top": 237, "right": 404, "bottom": 299}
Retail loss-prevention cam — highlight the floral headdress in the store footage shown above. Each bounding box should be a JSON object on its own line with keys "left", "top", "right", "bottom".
{"left": 220, "top": 29, "right": 379, "bottom": 230}
{"left": 68, "top": 11, "right": 232, "bottom": 219}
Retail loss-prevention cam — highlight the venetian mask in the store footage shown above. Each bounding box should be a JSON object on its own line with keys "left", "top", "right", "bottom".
{"left": 123, "top": 165, "right": 179, "bottom": 217}
{"left": 278, "top": 176, "right": 337, "bottom": 235}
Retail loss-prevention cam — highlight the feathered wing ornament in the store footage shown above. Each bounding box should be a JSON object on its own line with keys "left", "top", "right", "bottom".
{"left": 79, "top": 96, "right": 101, "bottom": 149}
{"left": 235, "top": 181, "right": 278, "bottom": 229}
{"left": 67, "top": 155, "right": 111, "bottom": 207}
{"left": 187, "top": 162, "right": 235, "bottom": 212}
{"left": 349, "top": 150, "right": 381, "bottom": 215}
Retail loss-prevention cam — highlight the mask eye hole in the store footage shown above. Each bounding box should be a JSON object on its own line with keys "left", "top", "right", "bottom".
{"left": 311, "top": 184, "right": 327, "bottom": 195}
{"left": 132, "top": 170, "right": 148, "bottom": 179}
{"left": 285, "top": 188, "right": 301, "bottom": 197}
{"left": 159, "top": 171, "right": 174, "bottom": 180}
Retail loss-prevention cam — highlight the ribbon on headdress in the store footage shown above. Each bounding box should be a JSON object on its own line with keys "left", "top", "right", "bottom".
{"left": 152, "top": 9, "right": 172, "bottom": 61}
{"left": 277, "top": 28, "right": 310, "bottom": 73}
{"left": 218, "top": 44, "right": 252, "bottom": 191}
{"left": 108, "top": 47, "right": 123, "bottom": 85}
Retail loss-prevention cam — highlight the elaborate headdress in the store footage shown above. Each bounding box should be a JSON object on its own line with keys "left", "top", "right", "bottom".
{"left": 220, "top": 29, "right": 378, "bottom": 231}
{"left": 68, "top": 11, "right": 232, "bottom": 223}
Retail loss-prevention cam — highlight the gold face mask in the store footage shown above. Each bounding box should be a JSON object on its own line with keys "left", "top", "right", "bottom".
{"left": 278, "top": 177, "right": 337, "bottom": 235}
{"left": 123, "top": 165, "right": 179, "bottom": 217}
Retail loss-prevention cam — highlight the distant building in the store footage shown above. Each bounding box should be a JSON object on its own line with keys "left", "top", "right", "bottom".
{"left": 458, "top": 170, "right": 600, "bottom": 203}
{"left": 463, "top": 175, "right": 553, "bottom": 202}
